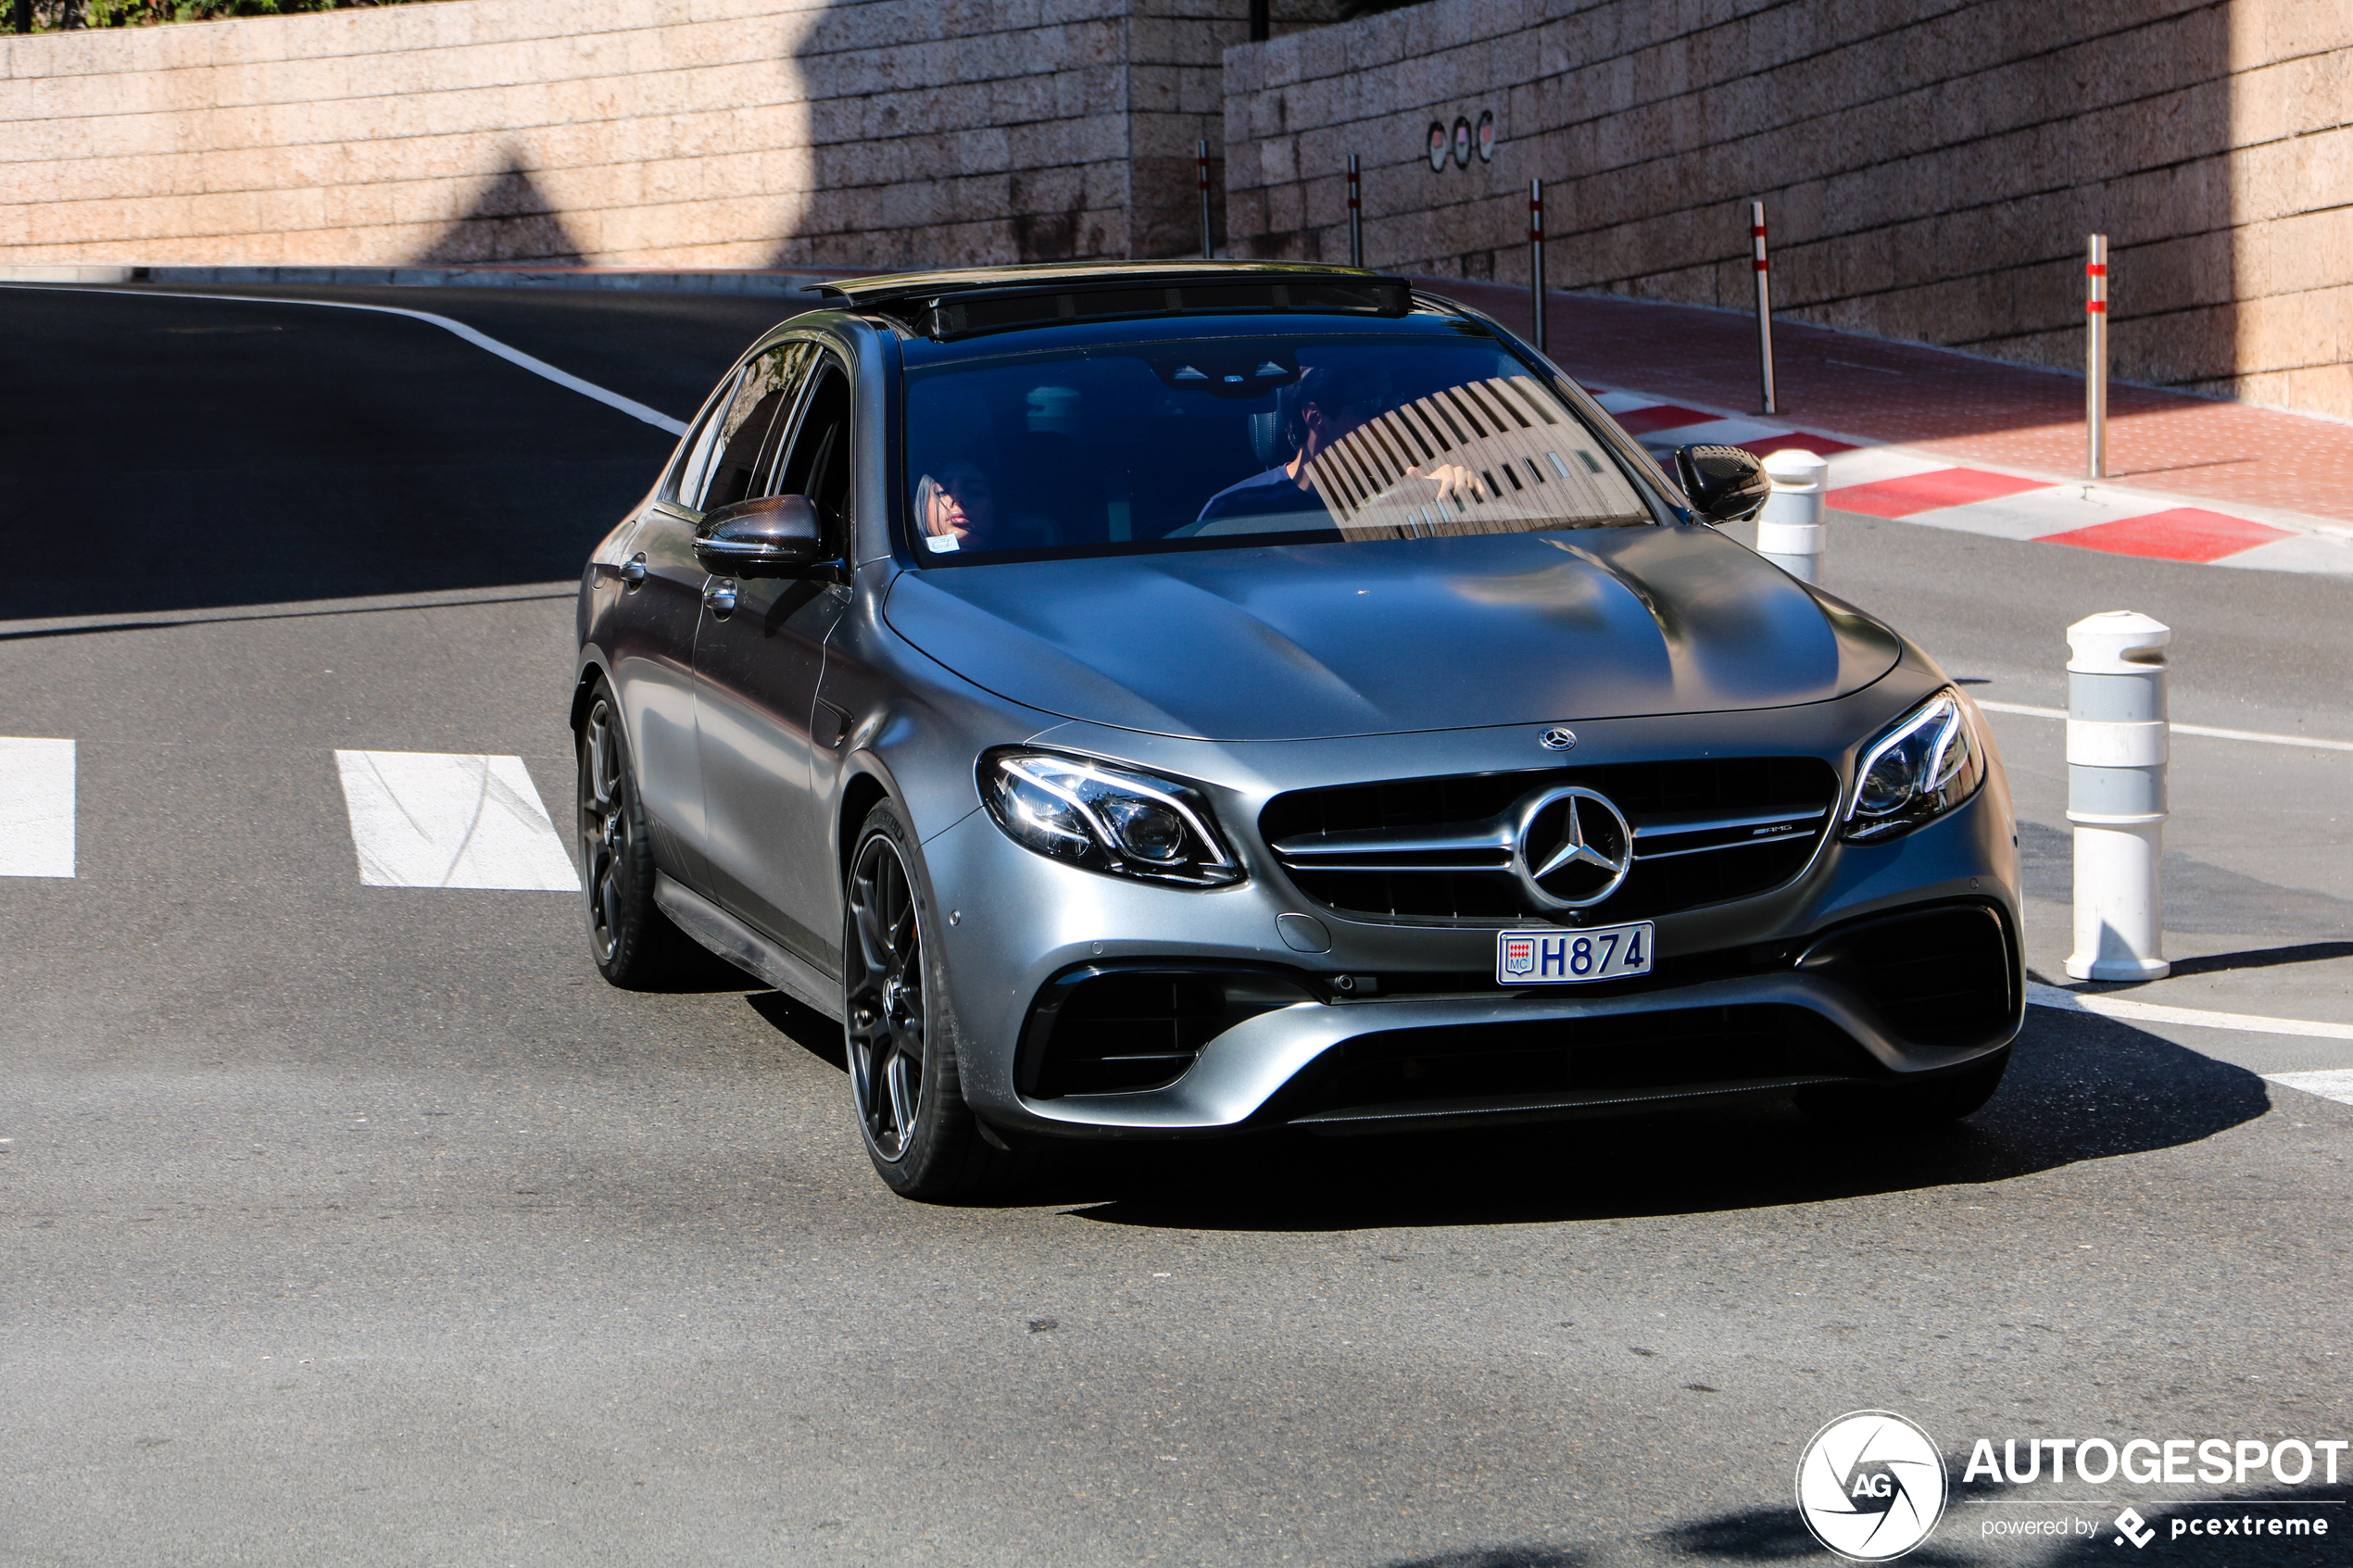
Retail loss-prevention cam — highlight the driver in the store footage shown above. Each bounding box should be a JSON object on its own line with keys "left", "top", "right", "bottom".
{"left": 1194, "top": 364, "right": 1473, "bottom": 529}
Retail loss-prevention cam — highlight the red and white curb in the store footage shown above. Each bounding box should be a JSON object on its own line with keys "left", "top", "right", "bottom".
{"left": 1587, "top": 388, "right": 2353, "bottom": 576}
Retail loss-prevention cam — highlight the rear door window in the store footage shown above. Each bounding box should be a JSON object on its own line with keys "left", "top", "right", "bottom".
{"left": 667, "top": 365, "right": 744, "bottom": 509}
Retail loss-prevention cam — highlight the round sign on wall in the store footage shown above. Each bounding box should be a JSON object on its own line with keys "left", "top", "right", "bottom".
{"left": 1476, "top": 109, "right": 1496, "bottom": 163}
{"left": 1453, "top": 116, "right": 1473, "bottom": 169}
{"left": 1427, "top": 121, "right": 1448, "bottom": 172}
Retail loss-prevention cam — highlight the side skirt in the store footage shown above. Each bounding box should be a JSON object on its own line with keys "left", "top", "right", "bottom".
{"left": 654, "top": 872, "right": 846, "bottom": 1022}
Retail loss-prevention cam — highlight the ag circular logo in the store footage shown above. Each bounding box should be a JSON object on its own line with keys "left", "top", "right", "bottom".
{"left": 1795, "top": 1411, "right": 1947, "bottom": 1562}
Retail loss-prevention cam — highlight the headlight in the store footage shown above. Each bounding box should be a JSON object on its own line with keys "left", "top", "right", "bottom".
{"left": 980, "top": 749, "right": 1244, "bottom": 887}
{"left": 1843, "top": 689, "right": 1987, "bottom": 843}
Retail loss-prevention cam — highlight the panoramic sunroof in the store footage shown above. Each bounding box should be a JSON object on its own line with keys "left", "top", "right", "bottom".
{"left": 865, "top": 277, "right": 1413, "bottom": 341}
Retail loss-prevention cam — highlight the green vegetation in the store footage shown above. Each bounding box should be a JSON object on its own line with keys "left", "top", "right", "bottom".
{"left": 14, "top": 0, "right": 436, "bottom": 29}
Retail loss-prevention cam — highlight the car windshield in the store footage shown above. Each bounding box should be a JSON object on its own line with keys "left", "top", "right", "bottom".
{"left": 902, "top": 334, "right": 1658, "bottom": 560}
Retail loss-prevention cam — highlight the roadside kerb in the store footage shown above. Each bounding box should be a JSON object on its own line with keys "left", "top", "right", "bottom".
{"left": 0, "top": 283, "right": 688, "bottom": 433}
{"left": 0, "top": 265, "right": 842, "bottom": 296}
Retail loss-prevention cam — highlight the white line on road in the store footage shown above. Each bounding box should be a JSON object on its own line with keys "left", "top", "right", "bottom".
{"left": 2027, "top": 980, "right": 2353, "bottom": 1041}
{"left": 1977, "top": 699, "right": 2353, "bottom": 753}
{"left": 4, "top": 284, "right": 688, "bottom": 434}
{"left": 2266, "top": 1069, "right": 2353, "bottom": 1105}
{"left": 333, "top": 750, "right": 580, "bottom": 891}
{"left": 0, "top": 737, "right": 75, "bottom": 877}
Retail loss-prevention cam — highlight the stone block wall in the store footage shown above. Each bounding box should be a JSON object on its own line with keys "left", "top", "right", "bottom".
{"left": 1225, "top": 0, "right": 2353, "bottom": 420}
{"left": 0, "top": 0, "right": 1286, "bottom": 269}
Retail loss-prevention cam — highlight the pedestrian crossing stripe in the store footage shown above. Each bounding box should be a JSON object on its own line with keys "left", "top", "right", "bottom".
{"left": 333, "top": 750, "right": 579, "bottom": 891}
{"left": 0, "top": 736, "right": 75, "bottom": 878}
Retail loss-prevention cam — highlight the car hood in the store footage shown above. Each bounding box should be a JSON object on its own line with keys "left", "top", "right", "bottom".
{"left": 883, "top": 527, "right": 1903, "bottom": 741}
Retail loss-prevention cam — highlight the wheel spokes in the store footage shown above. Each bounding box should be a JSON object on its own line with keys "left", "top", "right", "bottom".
{"left": 845, "top": 833, "right": 926, "bottom": 1162}
{"left": 883, "top": 1049, "right": 917, "bottom": 1148}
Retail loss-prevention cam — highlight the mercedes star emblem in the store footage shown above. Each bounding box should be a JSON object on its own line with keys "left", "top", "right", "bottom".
{"left": 1511, "top": 785, "right": 1634, "bottom": 909}
{"left": 1540, "top": 726, "right": 1577, "bottom": 751}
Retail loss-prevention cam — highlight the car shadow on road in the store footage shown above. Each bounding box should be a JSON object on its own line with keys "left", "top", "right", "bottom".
{"left": 1051, "top": 1009, "right": 2273, "bottom": 1232}
{"left": 747, "top": 988, "right": 848, "bottom": 1069}
{"left": 1371, "top": 1549, "right": 1596, "bottom": 1568}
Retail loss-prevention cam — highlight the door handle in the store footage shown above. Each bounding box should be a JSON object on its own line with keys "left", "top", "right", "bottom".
{"left": 619, "top": 552, "right": 647, "bottom": 589}
{"left": 703, "top": 578, "right": 738, "bottom": 619}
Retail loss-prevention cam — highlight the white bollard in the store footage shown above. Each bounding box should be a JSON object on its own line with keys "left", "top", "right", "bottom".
{"left": 1755, "top": 448, "right": 1828, "bottom": 583}
{"left": 2064, "top": 610, "right": 2171, "bottom": 981}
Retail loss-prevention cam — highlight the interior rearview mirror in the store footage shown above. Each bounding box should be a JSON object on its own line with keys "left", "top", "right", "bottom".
{"left": 1673, "top": 445, "right": 1773, "bottom": 526}
{"left": 693, "top": 495, "right": 824, "bottom": 576}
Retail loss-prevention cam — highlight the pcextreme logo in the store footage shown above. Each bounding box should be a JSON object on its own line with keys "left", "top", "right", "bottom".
{"left": 1795, "top": 1411, "right": 1949, "bottom": 1562}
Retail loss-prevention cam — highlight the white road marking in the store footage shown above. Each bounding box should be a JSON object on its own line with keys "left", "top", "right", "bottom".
{"left": 2266, "top": 1069, "right": 2353, "bottom": 1105}
{"left": 2, "top": 284, "right": 687, "bottom": 434}
{"left": 0, "top": 737, "right": 75, "bottom": 877}
{"left": 1899, "top": 487, "right": 2177, "bottom": 543}
{"left": 2027, "top": 981, "right": 2353, "bottom": 1040}
{"left": 1820, "top": 447, "right": 1950, "bottom": 487}
{"left": 1642, "top": 415, "right": 1789, "bottom": 446}
{"left": 333, "top": 750, "right": 579, "bottom": 891}
{"left": 1977, "top": 700, "right": 2353, "bottom": 753}
{"left": 2215, "top": 532, "right": 2353, "bottom": 574}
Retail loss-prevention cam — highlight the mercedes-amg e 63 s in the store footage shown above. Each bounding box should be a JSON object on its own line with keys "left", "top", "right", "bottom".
{"left": 572, "top": 262, "right": 2021, "bottom": 1198}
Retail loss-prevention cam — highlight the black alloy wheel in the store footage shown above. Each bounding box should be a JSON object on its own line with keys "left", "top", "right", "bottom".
{"left": 576, "top": 683, "right": 682, "bottom": 986}
{"left": 841, "top": 802, "right": 1014, "bottom": 1198}
{"left": 846, "top": 824, "right": 927, "bottom": 1160}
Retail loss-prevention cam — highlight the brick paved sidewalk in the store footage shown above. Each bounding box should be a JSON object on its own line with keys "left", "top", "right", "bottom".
{"left": 1421, "top": 277, "right": 2353, "bottom": 531}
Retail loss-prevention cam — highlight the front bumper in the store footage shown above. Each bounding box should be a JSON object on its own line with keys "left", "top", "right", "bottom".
{"left": 919, "top": 696, "right": 2021, "bottom": 1139}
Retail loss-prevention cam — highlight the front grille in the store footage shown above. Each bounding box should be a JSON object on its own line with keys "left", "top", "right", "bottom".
{"left": 1262, "top": 757, "right": 1840, "bottom": 923}
{"left": 1284, "top": 1003, "right": 1871, "bottom": 1121}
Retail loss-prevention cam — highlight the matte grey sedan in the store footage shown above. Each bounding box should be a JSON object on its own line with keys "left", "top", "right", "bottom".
{"left": 573, "top": 262, "right": 2021, "bottom": 1199}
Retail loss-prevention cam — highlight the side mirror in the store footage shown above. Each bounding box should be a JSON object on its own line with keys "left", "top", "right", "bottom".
{"left": 1674, "top": 444, "right": 1773, "bottom": 525}
{"left": 694, "top": 495, "right": 824, "bottom": 576}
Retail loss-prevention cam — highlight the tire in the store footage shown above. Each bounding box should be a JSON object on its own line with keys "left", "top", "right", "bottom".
{"left": 1796, "top": 1047, "right": 2010, "bottom": 1131}
{"left": 576, "top": 680, "right": 690, "bottom": 987}
{"left": 842, "top": 801, "right": 1013, "bottom": 1201}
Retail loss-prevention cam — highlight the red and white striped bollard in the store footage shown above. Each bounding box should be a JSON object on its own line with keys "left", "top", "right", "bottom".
{"left": 2086, "top": 234, "right": 2108, "bottom": 479}
{"left": 1198, "top": 140, "right": 1212, "bottom": 259}
{"left": 1751, "top": 200, "right": 1776, "bottom": 415}
{"left": 1529, "top": 179, "right": 1546, "bottom": 357}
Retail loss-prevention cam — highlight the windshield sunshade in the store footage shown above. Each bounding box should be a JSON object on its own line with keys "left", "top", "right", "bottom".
{"left": 903, "top": 336, "right": 1656, "bottom": 561}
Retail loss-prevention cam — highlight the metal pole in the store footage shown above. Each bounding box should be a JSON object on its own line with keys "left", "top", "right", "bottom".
{"left": 2064, "top": 610, "right": 2170, "bottom": 981}
{"left": 1198, "top": 140, "right": 1213, "bottom": 260}
{"left": 2086, "top": 233, "right": 2108, "bottom": 480}
{"left": 1528, "top": 179, "right": 1546, "bottom": 357}
{"left": 1346, "top": 154, "right": 1363, "bottom": 269}
{"left": 1247, "top": 0, "right": 1268, "bottom": 42}
{"left": 12, "top": 0, "right": 31, "bottom": 35}
{"left": 1751, "top": 200, "right": 1776, "bottom": 415}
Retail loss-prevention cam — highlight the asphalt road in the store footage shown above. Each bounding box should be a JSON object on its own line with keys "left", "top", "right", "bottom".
{"left": 3, "top": 282, "right": 2350, "bottom": 1568}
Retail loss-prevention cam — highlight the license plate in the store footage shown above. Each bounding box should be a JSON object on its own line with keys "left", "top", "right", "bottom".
{"left": 1496, "top": 922, "right": 1655, "bottom": 985}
